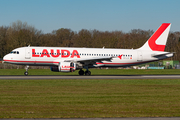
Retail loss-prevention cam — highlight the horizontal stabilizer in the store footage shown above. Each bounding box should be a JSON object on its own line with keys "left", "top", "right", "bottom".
{"left": 151, "top": 52, "right": 174, "bottom": 57}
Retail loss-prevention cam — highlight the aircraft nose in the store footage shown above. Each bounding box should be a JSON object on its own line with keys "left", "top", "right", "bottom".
{"left": 3, "top": 54, "right": 11, "bottom": 62}
{"left": 3, "top": 55, "right": 7, "bottom": 61}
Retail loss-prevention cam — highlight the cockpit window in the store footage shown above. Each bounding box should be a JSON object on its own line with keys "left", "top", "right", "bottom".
{"left": 10, "top": 51, "right": 19, "bottom": 54}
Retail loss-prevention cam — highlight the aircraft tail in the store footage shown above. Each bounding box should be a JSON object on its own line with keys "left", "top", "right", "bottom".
{"left": 138, "top": 23, "right": 171, "bottom": 51}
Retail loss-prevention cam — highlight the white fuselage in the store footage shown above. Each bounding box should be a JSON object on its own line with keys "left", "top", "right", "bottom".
{"left": 3, "top": 46, "right": 172, "bottom": 68}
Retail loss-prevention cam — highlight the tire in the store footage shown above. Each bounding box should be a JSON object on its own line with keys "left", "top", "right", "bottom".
{"left": 85, "top": 70, "right": 91, "bottom": 76}
{"left": 78, "top": 70, "right": 84, "bottom": 75}
{"left": 24, "top": 71, "right": 28, "bottom": 76}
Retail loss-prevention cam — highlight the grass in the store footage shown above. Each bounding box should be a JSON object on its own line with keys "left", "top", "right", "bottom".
{"left": 0, "top": 79, "right": 180, "bottom": 118}
{"left": 0, "top": 69, "right": 180, "bottom": 75}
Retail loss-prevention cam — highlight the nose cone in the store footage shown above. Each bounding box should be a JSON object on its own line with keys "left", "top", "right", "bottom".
{"left": 3, "top": 54, "right": 10, "bottom": 62}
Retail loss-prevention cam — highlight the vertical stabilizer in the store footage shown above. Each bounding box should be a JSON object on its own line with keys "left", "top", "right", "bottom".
{"left": 138, "top": 23, "right": 171, "bottom": 51}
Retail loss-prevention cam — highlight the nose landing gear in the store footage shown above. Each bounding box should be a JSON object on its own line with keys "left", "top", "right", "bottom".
{"left": 24, "top": 65, "right": 29, "bottom": 76}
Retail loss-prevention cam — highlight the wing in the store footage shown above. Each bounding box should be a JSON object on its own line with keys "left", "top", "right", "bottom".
{"left": 64, "top": 56, "right": 113, "bottom": 65}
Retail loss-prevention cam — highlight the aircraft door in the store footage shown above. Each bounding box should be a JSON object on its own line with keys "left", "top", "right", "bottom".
{"left": 137, "top": 51, "right": 143, "bottom": 61}
{"left": 70, "top": 62, "right": 74, "bottom": 72}
{"left": 25, "top": 48, "right": 31, "bottom": 59}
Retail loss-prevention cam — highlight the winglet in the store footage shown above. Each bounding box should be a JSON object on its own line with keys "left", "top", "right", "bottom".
{"left": 138, "top": 23, "right": 171, "bottom": 51}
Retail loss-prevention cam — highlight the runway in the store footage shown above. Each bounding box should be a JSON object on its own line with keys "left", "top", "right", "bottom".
{"left": 0, "top": 75, "right": 180, "bottom": 79}
{"left": 2, "top": 118, "right": 180, "bottom": 120}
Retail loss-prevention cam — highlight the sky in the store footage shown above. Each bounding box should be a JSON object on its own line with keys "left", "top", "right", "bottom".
{"left": 0, "top": 0, "right": 180, "bottom": 33}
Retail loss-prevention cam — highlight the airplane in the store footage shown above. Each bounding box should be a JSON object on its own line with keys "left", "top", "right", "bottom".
{"left": 3, "top": 23, "right": 174, "bottom": 76}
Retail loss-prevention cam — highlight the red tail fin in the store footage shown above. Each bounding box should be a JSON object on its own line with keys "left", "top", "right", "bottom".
{"left": 138, "top": 23, "right": 171, "bottom": 51}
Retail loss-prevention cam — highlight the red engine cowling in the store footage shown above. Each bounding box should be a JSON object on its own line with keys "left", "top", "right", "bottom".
{"left": 51, "top": 62, "right": 76, "bottom": 72}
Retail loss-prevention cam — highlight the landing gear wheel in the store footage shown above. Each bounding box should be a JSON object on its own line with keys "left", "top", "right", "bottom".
{"left": 24, "top": 65, "right": 29, "bottom": 76}
{"left": 24, "top": 71, "right": 28, "bottom": 76}
{"left": 79, "top": 69, "right": 84, "bottom": 75}
{"left": 85, "top": 70, "right": 91, "bottom": 76}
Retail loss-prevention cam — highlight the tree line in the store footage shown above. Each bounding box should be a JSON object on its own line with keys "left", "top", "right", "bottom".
{"left": 0, "top": 21, "right": 180, "bottom": 61}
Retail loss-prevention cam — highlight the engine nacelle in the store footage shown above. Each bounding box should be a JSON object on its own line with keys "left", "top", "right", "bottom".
{"left": 50, "top": 62, "right": 76, "bottom": 72}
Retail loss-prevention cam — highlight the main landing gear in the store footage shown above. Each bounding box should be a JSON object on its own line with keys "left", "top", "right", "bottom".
{"left": 78, "top": 69, "right": 91, "bottom": 76}
{"left": 24, "top": 65, "right": 29, "bottom": 76}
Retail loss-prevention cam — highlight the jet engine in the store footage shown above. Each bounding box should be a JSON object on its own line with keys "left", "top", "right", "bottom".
{"left": 50, "top": 62, "right": 76, "bottom": 72}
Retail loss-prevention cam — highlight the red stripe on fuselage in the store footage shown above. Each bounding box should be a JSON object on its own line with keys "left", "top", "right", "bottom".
{"left": 4, "top": 59, "right": 59, "bottom": 64}
{"left": 4, "top": 60, "right": 156, "bottom": 67}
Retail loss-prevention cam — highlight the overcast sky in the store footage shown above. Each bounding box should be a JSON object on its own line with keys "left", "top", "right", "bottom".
{"left": 0, "top": 0, "right": 179, "bottom": 33}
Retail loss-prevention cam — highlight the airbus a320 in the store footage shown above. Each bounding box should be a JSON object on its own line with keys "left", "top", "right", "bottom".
{"left": 3, "top": 23, "right": 174, "bottom": 76}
